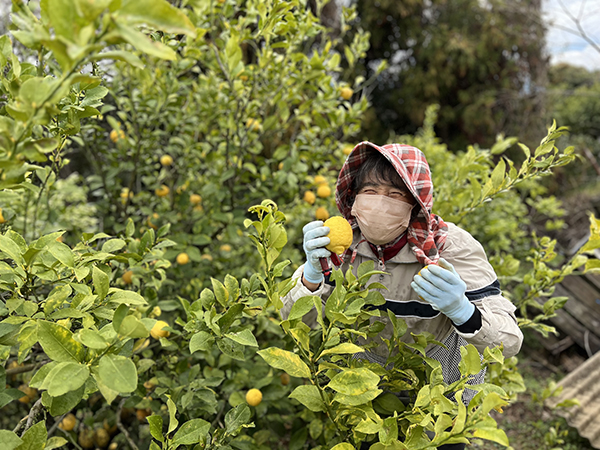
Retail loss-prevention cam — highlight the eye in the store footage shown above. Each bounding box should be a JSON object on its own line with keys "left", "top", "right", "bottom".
{"left": 360, "top": 188, "right": 377, "bottom": 195}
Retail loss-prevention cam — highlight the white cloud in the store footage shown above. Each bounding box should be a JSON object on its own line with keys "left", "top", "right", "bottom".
{"left": 543, "top": 0, "right": 600, "bottom": 70}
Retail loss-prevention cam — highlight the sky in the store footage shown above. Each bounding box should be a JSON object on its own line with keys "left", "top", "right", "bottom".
{"left": 543, "top": 0, "right": 600, "bottom": 70}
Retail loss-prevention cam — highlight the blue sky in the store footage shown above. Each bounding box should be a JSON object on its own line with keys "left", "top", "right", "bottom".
{"left": 543, "top": 0, "right": 600, "bottom": 70}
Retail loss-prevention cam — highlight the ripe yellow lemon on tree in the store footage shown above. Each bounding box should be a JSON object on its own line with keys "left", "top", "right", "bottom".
{"left": 190, "top": 194, "right": 202, "bottom": 205}
{"left": 109, "top": 130, "right": 119, "bottom": 143}
{"left": 150, "top": 320, "right": 170, "bottom": 339}
{"left": 176, "top": 252, "right": 190, "bottom": 265}
{"left": 314, "top": 175, "right": 327, "bottom": 185}
{"left": 303, "top": 191, "right": 316, "bottom": 205}
{"left": 155, "top": 185, "right": 170, "bottom": 197}
{"left": 324, "top": 217, "right": 353, "bottom": 255}
{"left": 317, "top": 185, "right": 331, "bottom": 198}
{"left": 59, "top": 413, "right": 77, "bottom": 431}
{"left": 122, "top": 270, "right": 133, "bottom": 284}
{"left": 246, "top": 118, "right": 261, "bottom": 132}
{"left": 160, "top": 155, "right": 173, "bottom": 166}
{"left": 280, "top": 373, "right": 290, "bottom": 386}
{"left": 0, "top": 208, "right": 6, "bottom": 224}
{"left": 342, "top": 144, "right": 353, "bottom": 156}
{"left": 340, "top": 87, "right": 353, "bottom": 100}
{"left": 220, "top": 244, "right": 232, "bottom": 252}
{"left": 246, "top": 388, "right": 263, "bottom": 406}
{"left": 315, "top": 207, "right": 329, "bottom": 221}
{"left": 201, "top": 254, "right": 213, "bottom": 262}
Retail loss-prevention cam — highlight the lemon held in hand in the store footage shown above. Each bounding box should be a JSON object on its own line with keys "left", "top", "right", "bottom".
{"left": 246, "top": 388, "right": 263, "bottom": 406}
{"left": 323, "top": 216, "right": 352, "bottom": 255}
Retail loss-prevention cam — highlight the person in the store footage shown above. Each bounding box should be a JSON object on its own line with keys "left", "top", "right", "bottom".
{"left": 281, "top": 142, "right": 523, "bottom": 450}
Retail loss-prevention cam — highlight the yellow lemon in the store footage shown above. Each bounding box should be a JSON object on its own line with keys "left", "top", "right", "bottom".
{"left": 122, "top": 270, "right": 133, "bottom": 284}
{"left": 109, "top": 130, "right": 119, "bottom": 143}
{"left": 342, "top": 144, "right": 353, "bottom": 156}
{"left": 246, "top": 388, "right": 263, "bottom": 406}
{"left": 324, "top": 217, "right": 353, "bottom": 255}
{"left": 280, "top": 373, "right": 290, "bottom": 386}
{"left": 193, "top": 205, "right": 203, "bottom": 213}
{"left": 155, "top": 185, "right": 170, "bottom": 197}
{"left": 59, "top": 413, "right": 77, "bottom": 431}
{"left": 94, "top": 429, "right": 110, "bottom": 448}
{"left": 201, "top": 254, "right": 213, "bottom": 262}
{"left": 314, "top": 175, "right": 327, "bottom": 185}
{"left": 78, "top": 430, "right": 95, "bottom": 449}
{"left": 176, "top": 252, "right": 190, "bottom": 265}
{"left": 303, "top": 191, "right": 316, "bottom": 205}
{"left": 278, "top": 162, "right": 284, "bottom": 170}
{"left": 190, "top": 194, "right": 202, "bottom": 205}
{"left": 150, "top": 320, "right": 170, "bottom": 339}
{"left": 160, "top": 155, "right": 173, "bottom": 166}
{"left": 315, "top": 207, "right": 329, "bottom": 221}
{"left": 0, "top": 208, "right": 6, "bottom": 224}
{"left": 108, "top": 443, "right": 118, "bottom": 450}
{"left": 340, "top": 87, "right": 353, "bottom": 100}
{"left": 220, "top": 244, "right": 232, "bottom": 252}
{"left": 246, "top": 118, "right": 261, "bottom": 132}
{"left": 317, "top": 185, "right": 331, "bottom": 198}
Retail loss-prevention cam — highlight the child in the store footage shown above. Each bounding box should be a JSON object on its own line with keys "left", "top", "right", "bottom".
{"left": 281, "top": 142, "right": 523, "bottom": 450}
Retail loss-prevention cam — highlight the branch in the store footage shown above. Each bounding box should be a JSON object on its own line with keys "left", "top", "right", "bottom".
{"left": 557, "top": 0, "right": 600, "bottom": 55}
{"left": 19, "top": 398, "right": 44, "bottom": 436}
{"left": 116, "top": 398, "right": 140, "bottom": 450}
{"left": 6, "top": 360, "right": 51, "bottom": 376}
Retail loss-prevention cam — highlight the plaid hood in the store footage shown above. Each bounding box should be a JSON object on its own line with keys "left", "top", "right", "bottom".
{"left": 335, "top": 141, "right": 448, "bottom": 265}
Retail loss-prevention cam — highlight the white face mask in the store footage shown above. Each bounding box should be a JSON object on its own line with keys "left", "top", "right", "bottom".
{"left": 351, "top": 194, "right": 414, "bottom": 245}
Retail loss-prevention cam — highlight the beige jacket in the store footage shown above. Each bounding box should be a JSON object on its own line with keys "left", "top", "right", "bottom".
{"left": 281, "top": 223, "right": 523, "bottom": 362}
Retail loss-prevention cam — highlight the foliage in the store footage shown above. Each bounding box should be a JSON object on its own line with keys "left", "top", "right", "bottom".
{"left": 0, "top": 0, "right": 597, "bottom": 449}
{"left": 352, "top": 0, "right": 547, "bottom": 149}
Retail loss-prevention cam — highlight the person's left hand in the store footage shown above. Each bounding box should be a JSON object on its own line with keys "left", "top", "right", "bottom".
{"left": 411, "top": 258, "right": 475, "bottom": 325}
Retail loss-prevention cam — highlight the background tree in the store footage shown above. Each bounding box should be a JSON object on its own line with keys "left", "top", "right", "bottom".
{"left": 352, "top": 0, "right": 548, "bottom": 149}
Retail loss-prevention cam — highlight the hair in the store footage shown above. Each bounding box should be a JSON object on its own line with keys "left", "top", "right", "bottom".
{"left": 351, "top": 149, "right": 409, "bottom": 193}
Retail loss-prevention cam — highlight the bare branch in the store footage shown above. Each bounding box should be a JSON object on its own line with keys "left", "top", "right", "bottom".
{"left": 116, "top": 398, "right": 140, "bottom": 450}
{"left": 557, "top": 0, "right": 600, "bottom": 55}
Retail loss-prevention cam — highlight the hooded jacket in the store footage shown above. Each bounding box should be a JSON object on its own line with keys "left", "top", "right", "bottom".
{"left": 281, "top": 142, "right": 523, "bottom": 399}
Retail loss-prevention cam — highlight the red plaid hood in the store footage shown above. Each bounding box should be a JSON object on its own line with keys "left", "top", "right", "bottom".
{"left": 335, "top": 141, "right": 448, "bottom": 265}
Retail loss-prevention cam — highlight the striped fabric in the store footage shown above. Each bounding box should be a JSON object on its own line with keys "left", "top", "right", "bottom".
{"left": 336, "top": 142, "right": 449, "bottom": 265}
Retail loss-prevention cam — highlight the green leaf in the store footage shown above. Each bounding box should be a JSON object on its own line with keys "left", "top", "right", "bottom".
{"left": 147, "top": 415, "right": 164, "bottom": 443}
{"left": 98, "top": 354, "right": 138, "bottom": 393}
{"left": 42, "top": 385, "right": 85, "bottom": 416}
{"left": 172, "top": 418, "right": 211, "bottom": 446}
{"left": 319, "top": 342, "right": 363, "bottom": 358}
{"left": 330, "top": 444, "right": 355, "bottom": 450}
{"left": 189, "top": 331, "right": 214, "bottom": 353}
{"left": 113, "top": 22, "right": 176, "bottom": 60}
{"left": 78, "top": 328, "right": 109, "bottom": 349}
{"left": 46, "top": 241, "right": 74, "bottom": 268}
{"left": 288, "top": 295, "right": 317, "bottom": 321}
{"left": 101, "top": 238, "right": 126, "bottom": 253}
{"left": 43, "top": 285, "right": 73, "bottom": 314}
{"left": 459, "top": 344, "right": 481, "bottom": 376}
{"left": 108, "top": 288, "right": 147, "bottom": 305}
{"left": 46, "top": 362, "right": 90, "bottom": 396}
{"left": 92, "top": 266, "right": 109, "bottom": 301}
{"left": 224, "top": 329, "right": 258, "bottom": 347}
{"left": 118, "top": 0, "right": 196, "bottom": 36}
{"left": 257, "top": 347, "right": 311, "bottom": 378}
{"left": 326, "top": 368, "right": 379, "bottom": 395}
{"left": 167, "top": 396, "right": 178, "bottom": 434}
{"left": 288, "top": 385, "right": 326, "bottom": 412}
{"left": 44, "top": 436, "right": 68, "bottom": 450}
{"left": 472, "top": 427, "right": 509, "bottom": 446}
{"left": 333, "top": 388, "right": 382, "bottom": 406}
{"left": 225, "top": 404, "right": 251, "bottom": 435}
{"left": 211, "top": 278, "right": 229, "bottom": 306}
{"left": 0, "top": 430, "right": 23, "bottom": 450}
{"left": 0, "top": 235, "right": 25, "bottom": 265}
{"left": 38, "top": 320, "right": 85, "bottom": 362}
{"left": 119, "top": 315, "right": 150, "bottom": 338}
{"left": 15, "top": 421, "right": 46, "bottom": 450}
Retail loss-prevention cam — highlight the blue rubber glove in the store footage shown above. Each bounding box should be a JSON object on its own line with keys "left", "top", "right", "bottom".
{"left": 410, "top": 258, "right": 475, "bottom": 326}
{"left": 302, "top": 221, "right": 331, "bottom": 284}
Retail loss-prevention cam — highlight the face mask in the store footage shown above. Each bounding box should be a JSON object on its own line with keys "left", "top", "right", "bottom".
{"left": 351, "top": 194, "right": 414, "bottom": 245}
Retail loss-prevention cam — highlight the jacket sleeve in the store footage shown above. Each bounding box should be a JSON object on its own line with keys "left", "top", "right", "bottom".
{"left": 280, "top": 265, "right": 333, "bottom": 328}
{"left": 443, "top": 224, "right": 523, "bottom": 357}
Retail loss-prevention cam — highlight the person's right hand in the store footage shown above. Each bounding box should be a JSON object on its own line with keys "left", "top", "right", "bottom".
{"left": 302, "top": 221, "right": 331, "bottom": 284}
